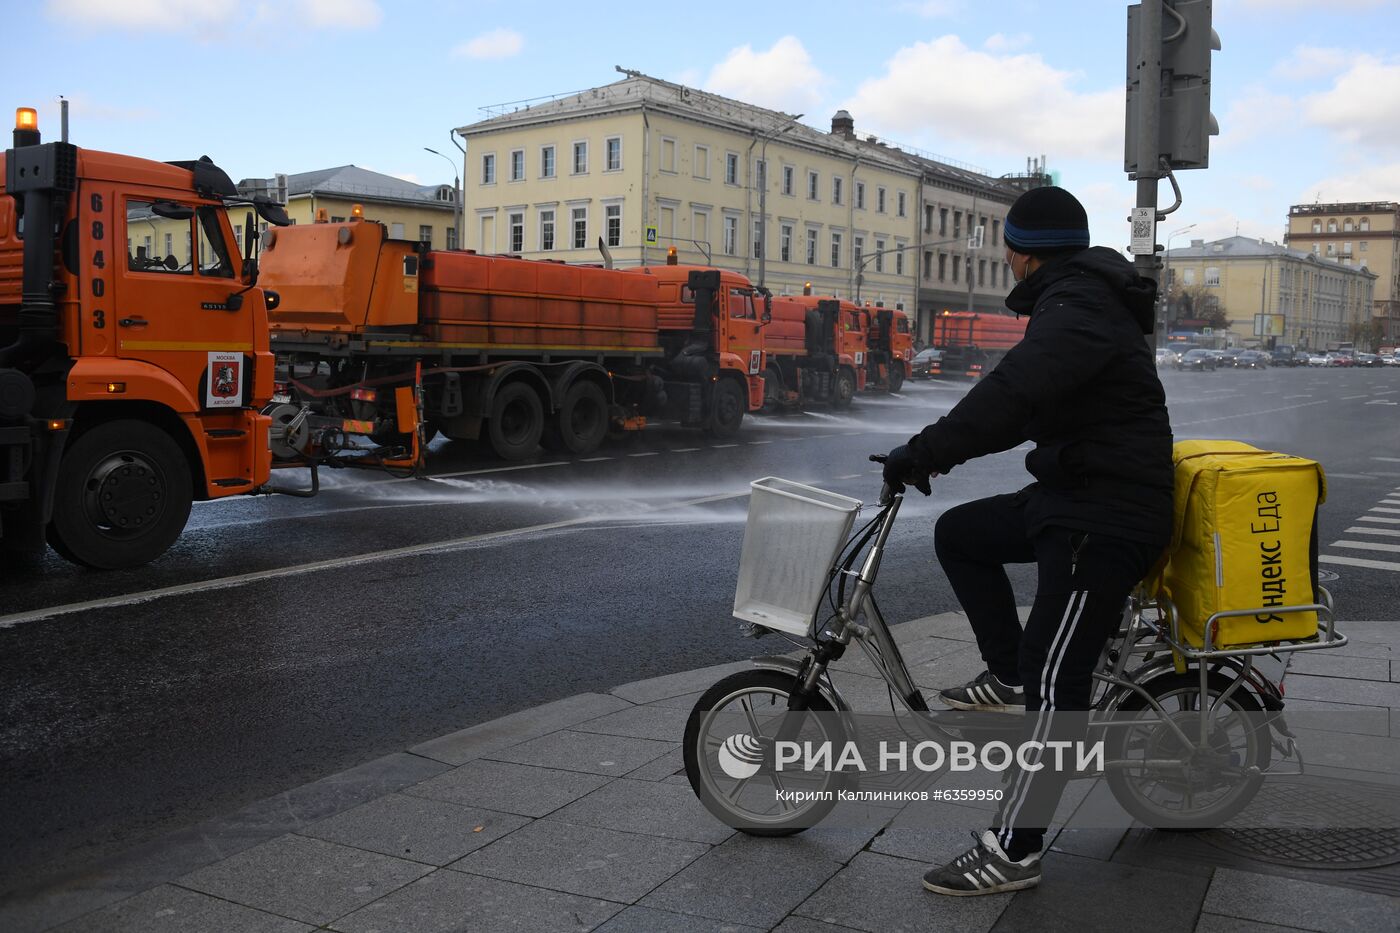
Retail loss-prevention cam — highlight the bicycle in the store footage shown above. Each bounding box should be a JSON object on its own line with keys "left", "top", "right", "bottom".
{"left": 682, "top": 459, "right": 1347, "bottom": 835}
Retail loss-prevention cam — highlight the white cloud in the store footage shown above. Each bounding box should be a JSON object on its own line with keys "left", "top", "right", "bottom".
{"left": 1299, "top": 161, "right": 1400, "bottom": 204}
{"left": 984, "top": 32, "right": 1032, "bottom": 53}
{"left": 1272, "top": 46, "right": 1351, "bottom": 80}
{"left": 1239, "top": 0, "right": 1387, "bottom": 9}
{"left": 900, "top": 0, "right": 964, "bottom": 16}
{"left": 1217, "top": 89, "right": 1299, "bottom": 149}
{"left": 298, "top": 0, "right": 380, "bottom": 29}
{"left": 1301, "top": 54, "right": 1400, "bottom": 149}
{"left": 453, "top": 28, "right": 525, "bottom": 60}
{"left": 704, "top": 36, "right": 827, "bottom": 114}
{"left": 841, "top": 35, "right": 1122, "bottom": 160}
{"left": 46, "top": 0, "right": 237, "bottom": 30}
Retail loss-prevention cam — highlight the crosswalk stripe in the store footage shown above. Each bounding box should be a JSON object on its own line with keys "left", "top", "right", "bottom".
{"left": 1331, "top": 540, "right": 1400, "bottom": 554}
{"left": 1370, "top": 507, "right": 1400, "bottom": 515}
{"left": 1320, "top": 554, "right": 1400, "bottom": 572}
{"left": 1344, "top": 526, "right": 1400, "bottom": 537}
{"left": 1358, "top": 516, "right": 1400, "bottom": 524}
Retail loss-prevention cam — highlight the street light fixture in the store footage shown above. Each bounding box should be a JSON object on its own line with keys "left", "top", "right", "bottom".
{"left": 425, "top": 141, "right": 463, "bottom": 250}
{"left": 756, "top": 114, "right": 802, "bottom": 291}
{"left": 855, "top": 236, "right": 964, "bottom": 304}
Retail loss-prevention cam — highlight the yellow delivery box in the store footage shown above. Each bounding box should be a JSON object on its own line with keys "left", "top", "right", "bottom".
{"left": 1159, "top": 440, "right": 1326, "bottom": 648}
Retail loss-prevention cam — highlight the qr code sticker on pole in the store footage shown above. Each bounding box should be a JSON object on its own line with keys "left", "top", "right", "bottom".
{"left": 1130, "top": 207, "right": 1156, "bottom": 255}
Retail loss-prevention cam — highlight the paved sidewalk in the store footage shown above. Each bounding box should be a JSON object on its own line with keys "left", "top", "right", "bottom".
{"left": 4, "top": 612, "right": 1398, "bottom": 933}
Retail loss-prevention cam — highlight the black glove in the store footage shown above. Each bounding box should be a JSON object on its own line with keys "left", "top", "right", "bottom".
{"left": 882, "top": 443, "right": 933, "bottom": 496}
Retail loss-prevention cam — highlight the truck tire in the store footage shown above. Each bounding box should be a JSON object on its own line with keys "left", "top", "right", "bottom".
{"left": 541, "top": 380, "right": 608, "bottom": 455}
{"left": 486, "top": 381, "right": 544, "bottom": 460}
{"left": 834, "top": 369, "right": 856, "bottom": 408}
{"left": 887, "top": 363, "right": 904, "bottom": 393}
{"left": 47, "top": 419, "right": 193, "bottom": 569}
{"left": 761, "top": 366, "right": 782, "bottom": 412}
{"left": 707, "top": 378, "right": 746, "bottom": 438}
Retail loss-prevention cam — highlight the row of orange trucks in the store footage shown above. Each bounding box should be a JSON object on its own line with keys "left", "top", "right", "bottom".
{"left": 0, "top": 110, "right": 915, "bottom": 569}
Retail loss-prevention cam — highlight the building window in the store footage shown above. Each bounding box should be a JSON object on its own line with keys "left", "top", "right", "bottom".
{"left": 782, "top": 165, "right": 794, "bottom": 196}
{"left": 419, "top": 224, "right": 433, "bottom": 246}
{"left": 832, "top": 176, "right": 843, "bottom": 206}
{"left": 481, "top": 153, "right": 496, "bottom": 184}
{"left": 1311, "top": 220, "right": 1321, "bottom": 233}
{"left": 725, "top": 153, "right": 739, "bottom": 185}
{"left": 694, "top": 145, "right": 710, "bottom": 179}
{"left": 876, "top": 187, "right": 886, "bottom": 213}
{"left": 853, "top": 236, "right": 863, "bottom": 268}
{"left": 660, "top": 137, "right": 676, "bottom": 173}
{"left": 446, "top": 227, "right": 458, "bottom": 250}
{"left": 781, "top": 223, "right": 793, "bottom": 262}
{"left": 855, "top": 182, "right": 865, "bottom": 210}
{"left": 978, "top": 258, "right": 986, "bottom": 285}
{"left": 510, "top": 149, "right": 524, "bottom": 181}
{"left": 923, "top": 250, "right": 932, "bottom": 280}
{"left": 897, "top": 192, "right": 906, "bottom": 217}
{"left": 1360, "top": 240, "right": 1367, "bottom": 252}
{"left": 508, "top": 212, "right": 524, "bottom": 252}
{"left": 895, "top": 249, "right": 904, "bottom": 276}
{"left": 658, "top": 205, "right": 675, "bottom": 240}
{"left": 939, "top": 207, "right": 948, "bottom": 236}
{"left": 1359, "top": 217, "right": 1370, "bottom": 231}
{"left": 541, "top": 145, "right": 555, "bottom": 178}
{"left": 952, "top": 254, "right": 959, "bottom": 284}
{"left": 605, "top": 204, "right": 621, "bottom": 248}
{"left": 938, "top": 252, "right": 947, "bottom": 281}
{"left": 572, "top": 206, "right": 587, "bottom": 249}
{"left": 830, "top": 232, "right": 842, "bottom": 268}
{"left": 1327, "top": 219, "right": 1337, "bottom": 233}
{"left": 1313, "top": 242, "right": 1320, "bottom": 254}
{"left": 752, "top": 219, "right": 762, "bottom": 259}
{"left": 539, "top": 209, "right": 555, "bottom": 251}
{"left": 1003, "top": 262, "right": 1010, "bottom": 287}
{"left": 1183, "top": 268, "right": 1195, "bottom": 286}
{"left": 807, "top": 171, "right": 819, "bottom": 201}
{"left": 806, "top": 228, "right": 818, "bottom": 265}
{"left": 1344, "top": 218, "right": 1354, "bottom": 231}
{"left": 992, "top": 219, "right": 1000, "bottom": 245}
{"left": 478, "top": 215, "right": 494, "bottom": 252}
{"left": 572, "top": 141, "right": 588, "bottom": 175}
{"left": 954, "top": 211, "right": 962, "bottom": 238}
{"left": 723, "top": 215, "right": 738, "bottom": 255}
{"left": 604, "top": 137, "right": 621, "bottom": 172}
{"left": 925, "top": 204, "right": 934, "bottom": 234}
{"left": 1326, "top": 243, "right": 1335, "bottom": 256}
{"left": 875, "top": 238, "right": 885, "bottom": 273}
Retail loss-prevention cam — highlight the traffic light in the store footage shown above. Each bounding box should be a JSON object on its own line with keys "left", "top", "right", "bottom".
{"left": 1125, "top": 0, "right": 1220, "bottom": 173}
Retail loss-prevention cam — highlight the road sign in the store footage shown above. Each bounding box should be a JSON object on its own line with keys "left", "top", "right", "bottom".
{"left": 645, "top": 225, "right": 658, "bottom": 245}
{"left": 968, "top": 226, "right": 984, "bottom": 250}
{"left": 1202, "top": 327, "right": 1212, "bottom": 335}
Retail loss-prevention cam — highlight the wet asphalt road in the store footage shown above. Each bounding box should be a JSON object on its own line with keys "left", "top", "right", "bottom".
{"left": 2, "top": 365, "right": 1398, "bottom": 896}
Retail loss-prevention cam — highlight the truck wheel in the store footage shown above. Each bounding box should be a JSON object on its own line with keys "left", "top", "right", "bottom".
{"left": 541, "top": 381, "right": 608, "bottom": 455}
{"left": 888, "top": 364, "right": 905, "bottom": 393}
{"left": 47, "top": 420, "right": 193, "bottom": 569}
{"left": 486, "top": 381, "right": 544, "bottom": 460}
{"left": 707, "top": 378, "right": 746, "bottom": 437}
{"left": 762, "top": 366, "right": 782, "bottom": 412}
{"left": 834, "top": 369, "right": 856, "bottom": 408}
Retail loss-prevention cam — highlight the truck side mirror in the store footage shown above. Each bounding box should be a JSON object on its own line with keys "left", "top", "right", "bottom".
{"left": 761, "top": 294, "right": 772, "bottom": 324}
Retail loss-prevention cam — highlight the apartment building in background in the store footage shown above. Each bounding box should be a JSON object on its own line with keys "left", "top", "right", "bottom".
{"left": 236, "top": 166, "right": 458, "bottom": 249}
{"left": 456, "top": 71, "right": 1036, "bottom": 340}
{"left": 1284, "top": 201, "right": 1400, "bottom": 344}
{"left": 1165, "top": 236, "right": 1377, "bottom": 350}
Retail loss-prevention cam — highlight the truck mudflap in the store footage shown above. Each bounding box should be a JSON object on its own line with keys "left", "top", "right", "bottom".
{"left": 745, "top": 373, "right": 765, "bottom": 412}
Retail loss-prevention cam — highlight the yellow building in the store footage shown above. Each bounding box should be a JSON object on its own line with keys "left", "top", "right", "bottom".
{"left": 1166, "top": 236, "right": 1377, "bottom": 350}
{"left": 1285, "top": 201, "right": 1400, "bottom": 345}
{"left": 236, "top": 166, "right": 458, "bottom": 249}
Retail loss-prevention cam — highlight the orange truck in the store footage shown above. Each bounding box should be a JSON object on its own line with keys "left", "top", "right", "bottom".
{"left": 760, "top": 294, "right": 867, "bottom": 409}
{"left": 0, "top": 108, "right": 288, "bottom": 569}
{"left": 862, "top": 307, "right": 913, "bottom": 392}
{"left": 928, "top": 309, "right": 1027, "bottom": 378}
{"left": 257, "top": 226, "right": 766, "bottom": 461}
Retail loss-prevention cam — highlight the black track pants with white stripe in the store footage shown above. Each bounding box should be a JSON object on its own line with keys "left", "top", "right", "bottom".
{"left": 934, "top": 492, "right": 1161, "bottom": 860}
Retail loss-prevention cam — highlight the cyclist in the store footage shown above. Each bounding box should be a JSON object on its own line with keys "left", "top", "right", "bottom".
{"left": 882, "top": 185, "right": 1173, "bottom": 895}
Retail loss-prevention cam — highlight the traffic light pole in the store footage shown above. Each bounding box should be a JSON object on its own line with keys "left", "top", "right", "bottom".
{"left": 1130, "top": 0, "right": 1165, "bottom": 290}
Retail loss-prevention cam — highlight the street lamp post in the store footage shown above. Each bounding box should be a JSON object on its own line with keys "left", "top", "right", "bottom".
{"left": 1162, "top": 223, "right": 1197, "bottom": 344}
{"left": 756, "top": 114, "right": 801, "bottom": 291}
{"left": 856, "top": 236, "right": 964, "bottom": 305}
{"left": 425, "top": 139, "right": 463, "bottom": 250}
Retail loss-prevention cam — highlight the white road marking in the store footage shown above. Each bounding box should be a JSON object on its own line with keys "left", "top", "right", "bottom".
{"left": 1382, "top": 500, "right": 1400, "bottom": 507}
{"left": 1324, "top": 473, "right": 1377, "bottom": 480}
{"left": 1376, "top": 458, "right": 1400, "bottom": 463}
{"left": 1172, "top": 400, "right": 1327, "bottom": 428}
{"left": 1344, "top": 526, "right": 1400, "bottom": 537}
{"left": 0, "top": 488, "right": 754, "bottom": 629}
{"left": 1373, "top": 389, "right": 1398, "bottom": 395}
{"left": 1358, "top": 515, "right": 1400, "bottom": 524}
{"left": 1319, "top": 554, "right": 1400, "bottom": 572}
{"left": 1331, "top": 540, "right": 1400, "bottom": 554}
{"left": 627, "top": 452, "right": 659, "bottom": 457}
{"left": 1371, "top": 507, "right": 1400, "bottom": 515}
{"left": 1283, "top": 394, "right": 1312, "bottom": 399}
{"left": 1366, "top": 400, "right": 1399, "bottom": 406}
{"left": 1343, "top": 394, "right": 1370, "bottom": 400}
{"left": 836, "top": 473, "right": 863, "bottom": 480}
{"left": 712, "top": 444, "right": 738, "bottom": 449}
{"left": 430, "top": 461, "right": 570, "bottom": 480}
{"left": 671, "top": 448, "right": 700, "bottom": 453}
{"left": 747, "top": 440, "right": 773, "bottom": 445}
{"left": 579, "top": 457, "right": 613, "bottom": 462}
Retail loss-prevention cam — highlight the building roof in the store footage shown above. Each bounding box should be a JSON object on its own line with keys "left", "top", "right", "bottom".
{"left": 236, "top": 165, "right": 454, "bottom": 208}
{"left": 461, "top": 71, "right": 1018, "bottom": 190}
{"left": 1168, "top": 235, "right": 1377, "bottom": 277}
{"left": 1289, "top": 201, "right": 1399, "bottom": 216}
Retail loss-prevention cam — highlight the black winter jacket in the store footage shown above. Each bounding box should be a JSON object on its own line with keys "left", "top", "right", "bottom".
{"left": 909, "top": 246, "right": 1173, "bottom": 546}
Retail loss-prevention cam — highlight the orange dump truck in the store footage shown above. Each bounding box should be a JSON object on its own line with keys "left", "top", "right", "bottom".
{"left": 0, "top": 108, "right": 285, "bottom": 568}
{"left": 258, "top": 225, "right": 765, "bottom": 460}
{"left": 761, "top": 295, "right": 867, "bottom": 409}
{"left": 928, "top": 310, "right": 1027, "bottom": 378}
{"left": 863, "top": 307, "right": 913, "bottom": 392}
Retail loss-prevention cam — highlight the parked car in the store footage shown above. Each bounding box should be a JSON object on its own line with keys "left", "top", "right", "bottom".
{"left": 1382, "top": 354, "right": 1400, "bottom": 367}
{"left": 1306, "top": 352, "right": 1329, "bottom": 367}
{"left": 1270, "top": 346, "right": 1299, "bottom": 367}
{"left": 1325, "top": 352, "right": 1353, "bottom": 367}
{"left": 1155, "top": 348, "right": 1181, "bottom": 367}
{"left": 1236, "top": 350, "right": 1270, "bottom": 369}
{"left": 910, "top": 347, "right": 943, "bottom": 378}
{"left": 1176, "top": 348, "right": 1218, "bottom": 372}
{"left": 1354, "top": 352, "right": 1383, "bottom": 368}
{"left": 1217, "top": 348, "right": 1242, "bottom": 367}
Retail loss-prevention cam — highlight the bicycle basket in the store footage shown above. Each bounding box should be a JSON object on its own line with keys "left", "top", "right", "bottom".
{"left": 732, "top": 477, "right": 862, "bottom": 638}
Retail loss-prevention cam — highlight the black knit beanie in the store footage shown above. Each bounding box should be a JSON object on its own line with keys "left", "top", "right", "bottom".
{"left": 1003, "top": 186, "right": 1090, "bottom": 255}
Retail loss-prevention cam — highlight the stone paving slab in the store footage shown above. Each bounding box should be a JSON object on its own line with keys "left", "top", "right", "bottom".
{"left": 771, "top": 917, "right": 867, "bottom": 933}
{"left": 409, "top": 693, "right": 634, "bottom": 766}
{"left": 1288, "top": 727, "right": 1400, "bottom": 775}
{"left": 623, "top": 745, "right": 685, "bottom": 781}
{"left": 450, "top": 818, "right": 708, "bottom": 903}
{"left": 638, "top": 841, "right": 843, "bottom": 929}
{"left": 1278, "top": 674, "right": 1400, "bottom": 709}
{"left": 718, "top": 802, "right": 896, "bottom": 864}
{"left": 610, "top": 660, "right": 753, "bottom": 705}
{"left": 572, "top": 704, "right": 692, "bottom": 741}
{"left": 49, "top": 884, "right": 314, "bottom": 933}
{"left": 176, "top": 834, "right": 431, "bottom": 926}
{"left": 990, "top": 851, "right": 1208, "bottom": 933}
{"left": 550, "top": 778, "right": 735, "bottom": 844}
{"left": 299, "top": 793, "right": 531, "bottom": 865}
{"left": 329, "top": 870, "right": 621, "bottom": 933}
{"left": 404, "top": 759, "right": 611, "bottom": 818}
{"left": 484, "top": 730, "right": 675, "bottom": 776}
{"left": 794, "top": 850, "right": 1008, "bottom": 933}
{"left": 1289, "top": 653, "right": 1392, "bottom": 681}
{"left": 594, "top": 904, "right": 765, "bottom": 932}
{"left": 1194, "top": 917, "right": 1318, "bottom": 933}
{"left": 1201, "top": 867, "right": 1400, "bottom": 933}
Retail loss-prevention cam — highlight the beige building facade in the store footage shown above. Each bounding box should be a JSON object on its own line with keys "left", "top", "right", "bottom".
{"left": 458, "top": 73, "right": 1030, "bottom": 331}
{"left": 1284, "top": 201, "right": 1400, "bottom": 344}
{"left": 1166, "top": 236, "right": 1376, "bottom": 350}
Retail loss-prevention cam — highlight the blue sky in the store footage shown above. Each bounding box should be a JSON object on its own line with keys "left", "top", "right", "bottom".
{"left": 12, "top": 0, "right": 1400, "bottom": 252}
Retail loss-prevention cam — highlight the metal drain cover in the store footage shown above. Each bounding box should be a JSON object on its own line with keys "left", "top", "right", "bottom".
{"left": 1203, "top": 783, "right": 1400, "bottom": 869}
